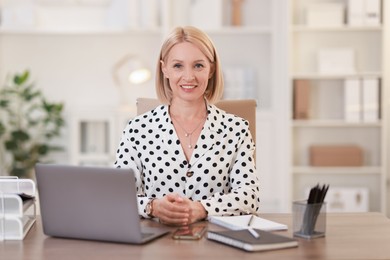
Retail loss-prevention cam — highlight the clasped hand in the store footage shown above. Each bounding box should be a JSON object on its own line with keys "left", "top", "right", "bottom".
{"left": 152, "top": 193, "right": 207, "bottom": 226}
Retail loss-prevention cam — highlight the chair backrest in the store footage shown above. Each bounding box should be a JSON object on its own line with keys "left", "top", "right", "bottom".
{"left": 136, "top": 98, "right": 256, "bottom": 144}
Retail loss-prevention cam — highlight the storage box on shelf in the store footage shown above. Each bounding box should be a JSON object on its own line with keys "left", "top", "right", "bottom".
{"left": 303, "top": 185, "right": 369, "bottom": 212}
{"left": 326, "top": 186, "right": 369, "bottom": 212}
{"left": 305, "top": 2, "right": 345, "bottom": 28}
{"left": 0, "top": 177, "right": 36, "bottom": 240}
{"left": 289, "top": 0, "right": 386, "bottom": 213}
{"left": 309, "top": 145, "right": 364, "bottom": 167}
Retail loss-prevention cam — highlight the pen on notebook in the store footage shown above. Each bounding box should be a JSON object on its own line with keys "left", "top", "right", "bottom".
{"left": 247, "top": 215, "right": 260, "bottom": 239}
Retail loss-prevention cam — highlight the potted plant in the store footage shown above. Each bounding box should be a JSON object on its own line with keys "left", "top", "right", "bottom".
{"left": 0, "top": 70, "right": 65, "bottom": 178}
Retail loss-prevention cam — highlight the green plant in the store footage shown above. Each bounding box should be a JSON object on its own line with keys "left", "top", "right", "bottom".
{"left": 0, "top": 70, "right": 65, "bottom": 178}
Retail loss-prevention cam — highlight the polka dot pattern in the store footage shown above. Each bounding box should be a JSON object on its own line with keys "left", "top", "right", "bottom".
{"left": 114, "top": 104, "right": 260, "bottom": 218}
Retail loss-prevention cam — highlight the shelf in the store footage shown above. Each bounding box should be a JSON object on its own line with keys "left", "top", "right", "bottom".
{"left": 76, "top": 153, "right": 114, "bottom": 167}
{"left": 0, "top": 26, "right": 273, "bottom": 36}
{"left": 293, "top": 25, "right": 382, "bottom": 33}
{"left": 293, "top": 120, "right": 381, "bottom": 128}
{"left": 205, "top": 26, "right": 273, "bottom": 35}
{"left": 293, "top": 166, "right": 382, "bottom": 175}
{"left": 77, "top": 154, "right": 112, "bottom": 161}
{"left": 292, "top": 72, "right": 382, "bottom": 80}
{"left": 0, "top": 27, "right": 162, "bottom": 36}
{"left": 0, "top": 179, "right": 37, "bottom": 240}
{"left": 0, "top": 178, "right": 36, "bottom": 195}
{"left": 1, "top": 215, "right": 36, "bottom": 240}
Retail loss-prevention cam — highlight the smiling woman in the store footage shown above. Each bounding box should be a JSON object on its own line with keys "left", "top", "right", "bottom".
{"left": 114, "top": 26, "right": 260, "bottom": 227}
{"left": 161, "top": 41, "right": 212, "bottom": 106}
{"left": 156, "top": 26, "right": 223, "bottom": 105}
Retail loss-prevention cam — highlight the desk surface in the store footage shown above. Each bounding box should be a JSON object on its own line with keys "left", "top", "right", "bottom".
{"left": 1, "top": 213, "right": 390, "bottom": 260}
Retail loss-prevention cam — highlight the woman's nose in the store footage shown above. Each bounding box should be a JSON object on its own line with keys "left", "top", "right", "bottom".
{"left": 183, "top": 69, "right": 195, "bottom": 80}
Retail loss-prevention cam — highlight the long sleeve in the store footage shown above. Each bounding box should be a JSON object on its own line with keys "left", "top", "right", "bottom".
{"left": 114, "top": 119, "right": 151, "bottom": 218}
{"left": 199, "top": 118, "right": 260, "bottom": 216}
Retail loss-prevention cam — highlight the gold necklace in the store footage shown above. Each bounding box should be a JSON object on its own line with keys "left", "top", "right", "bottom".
{"left": 171, "top": 115, "right": 206, "bottom": 149}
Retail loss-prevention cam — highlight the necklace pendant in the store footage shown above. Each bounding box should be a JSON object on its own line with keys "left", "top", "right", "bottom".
{"left": 185, "top": 133, "right": 189, "bottom": 137}
{"left": 188, "top": 144, "right": 192, "bottom": 149}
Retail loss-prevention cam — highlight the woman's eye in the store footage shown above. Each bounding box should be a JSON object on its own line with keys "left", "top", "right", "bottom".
{"left": 173, "top": 63, "right": 182, "bottom": 69}
{"left": 195, "top": 63, "right": 204, "bottom": 69}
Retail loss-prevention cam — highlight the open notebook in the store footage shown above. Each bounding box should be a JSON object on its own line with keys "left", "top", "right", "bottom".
{"left": 208, "top": 215, "right": 288, "bottom": 231}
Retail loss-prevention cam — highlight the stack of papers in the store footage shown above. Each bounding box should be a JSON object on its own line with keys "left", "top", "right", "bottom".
{"left": 208, "top": 215, "right": 288, "bottom": 231}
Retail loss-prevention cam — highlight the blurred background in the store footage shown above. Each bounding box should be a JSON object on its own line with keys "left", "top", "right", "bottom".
{"left": 0, "top": 0, "right": 388, "bottom": 216}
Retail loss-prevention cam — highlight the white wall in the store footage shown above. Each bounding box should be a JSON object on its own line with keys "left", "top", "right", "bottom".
{"left": 0, "top": 33, "right": 160, "bottom": 108}
{"left": 0, "top": 32, "right": 161, "bottom": 163}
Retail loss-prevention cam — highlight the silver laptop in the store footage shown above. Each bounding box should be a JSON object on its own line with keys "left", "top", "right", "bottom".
{"left": 35, "top": 164, "right": 169, "bottom": 244}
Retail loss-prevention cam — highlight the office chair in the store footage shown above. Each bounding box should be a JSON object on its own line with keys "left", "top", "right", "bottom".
{"left": 136, "top": 98, "right": 257, "bottom": 144}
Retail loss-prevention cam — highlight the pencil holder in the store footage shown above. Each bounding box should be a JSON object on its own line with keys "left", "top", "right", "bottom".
{"left": 292, "top": 200, "right": 326, "bottom": 239}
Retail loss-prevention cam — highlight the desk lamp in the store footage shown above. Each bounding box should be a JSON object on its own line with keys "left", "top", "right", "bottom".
{"left": 112, "top": 54, "right": 151, "bottom": 106}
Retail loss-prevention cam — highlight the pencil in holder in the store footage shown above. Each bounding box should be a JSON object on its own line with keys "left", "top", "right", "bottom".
{"left": 292, "top": 200, "right": 326, "bottom": 239}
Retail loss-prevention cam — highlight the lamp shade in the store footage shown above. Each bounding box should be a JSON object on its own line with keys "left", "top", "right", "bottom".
{"left": 128, "top": 67, "right": 151, "bottom": 84}
{"left": 112, "top": 54, "right": 151, "bottom": 86}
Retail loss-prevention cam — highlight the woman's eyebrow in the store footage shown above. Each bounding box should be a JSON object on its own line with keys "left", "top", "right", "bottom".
{"left": 170, "top": 59, "right": 207, "bottom": 63}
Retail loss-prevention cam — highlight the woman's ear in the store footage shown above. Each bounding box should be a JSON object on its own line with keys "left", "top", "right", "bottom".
{"left": 160, "top": 60, "right": 168, "bottom": 78}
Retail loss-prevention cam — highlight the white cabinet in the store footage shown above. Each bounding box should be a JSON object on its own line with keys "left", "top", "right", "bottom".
{"left": 69, "top": 110, "right": 113, "bottom": 166}
{"left": 69, "top": 108, "right": 130, "bottom": 166}
{"left": 289, "top": 0, "right": 387, "bottom": 213}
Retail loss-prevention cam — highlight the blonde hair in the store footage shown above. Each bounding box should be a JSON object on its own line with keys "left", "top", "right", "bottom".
{"left": 156, "top": 26, "right": 224, "bottom": 104}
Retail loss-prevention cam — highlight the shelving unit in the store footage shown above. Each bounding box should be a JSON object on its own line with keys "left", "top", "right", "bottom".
{"left": 289, "top": 0, "right": 387, "bottom": 213}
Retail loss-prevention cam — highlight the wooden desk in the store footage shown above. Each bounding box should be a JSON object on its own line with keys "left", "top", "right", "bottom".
{"left": 1, "top": 213, "right": 390, "bottom": 260}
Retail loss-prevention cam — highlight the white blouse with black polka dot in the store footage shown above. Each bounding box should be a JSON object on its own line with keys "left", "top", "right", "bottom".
{"left": 115, "top": 104, "right": 260, "bottom": 218}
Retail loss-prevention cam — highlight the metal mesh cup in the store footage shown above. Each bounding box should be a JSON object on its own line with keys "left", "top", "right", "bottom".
{"left": 292, "top": 200, "right": 326, "bottom": 239}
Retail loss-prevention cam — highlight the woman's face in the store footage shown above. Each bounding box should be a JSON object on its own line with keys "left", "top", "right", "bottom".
{"left": 161, "top": 41, "right": 213, "bottom": 103}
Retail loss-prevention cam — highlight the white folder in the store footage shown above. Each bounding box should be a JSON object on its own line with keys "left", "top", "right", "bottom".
{"left": 344, "top": 78, "right": 361, "bottom": 122}
{"left": 362, "top": 77, "right": 380, "bottom": 122}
